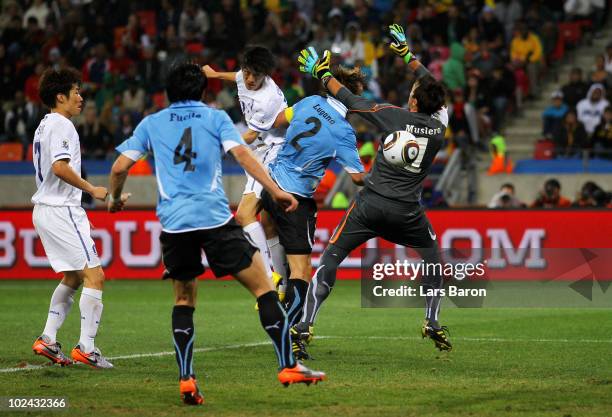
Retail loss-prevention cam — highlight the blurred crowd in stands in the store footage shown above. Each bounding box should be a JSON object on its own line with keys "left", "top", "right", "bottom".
{"left": 540, "top": 42, "right": 612, "bottom": 159}
{"left": 0, "top": 0, "right": 609, "bottom": 160}
{"left": 0, "top": 0, "right": 610, "bottom": 209}
{"left": 488, "top": 178, "right": 612, "bottom": 208}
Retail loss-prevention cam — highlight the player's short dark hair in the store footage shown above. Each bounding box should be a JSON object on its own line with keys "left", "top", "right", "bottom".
{"left": 38, "top": 67, "right": 81, "bottom": 108}
{"left": 501, "top": 183, "right": 515, "bottom": 192}
{"left": 166, "top": 62, "right": 207, "bottom": 103}
{"left": 242, "top": 46, "right": 275, "bottom": 75}
{"left": 332, "top": 65, "right": 366, "bottom": 95}
{"left": 413, "top": 75, "right": 446, "bottom": 116}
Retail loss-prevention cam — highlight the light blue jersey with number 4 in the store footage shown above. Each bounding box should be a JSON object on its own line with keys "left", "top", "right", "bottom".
{"left": 116, "top": 101, "right": 244, "bottom": 232}
{"left": 270, "top": 95, "right": 363, "bottom": 198}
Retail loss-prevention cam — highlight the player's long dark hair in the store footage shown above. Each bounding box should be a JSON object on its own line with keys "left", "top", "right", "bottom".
{"left": 320, "top": 66, "right": 365, "bottom": 98}
{"left": 166, "top": 62, "right": 207, "bottom": 103}
{"left": 38, "top": 67, "right": 82, "bottom": 108}
{"left": 413, "top": 75, "right": 446, "bottom": 116}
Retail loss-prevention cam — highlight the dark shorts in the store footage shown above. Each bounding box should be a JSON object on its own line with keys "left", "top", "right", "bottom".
{"left": 160, "top": 218, "right": 257, "bottom": 281}
{"left": 260, "top": 189, "right": 317, "bottom": 255}
{"left": 329, "top": 189, "right": 439, "bottom": 254}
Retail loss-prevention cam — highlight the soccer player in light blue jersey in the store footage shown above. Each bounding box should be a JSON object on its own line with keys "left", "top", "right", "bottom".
{"left": 259, "top": 66, "right": 366, "bottom": 359}
{"left": 108, "top": 63, "right": 326, "bottom": 405}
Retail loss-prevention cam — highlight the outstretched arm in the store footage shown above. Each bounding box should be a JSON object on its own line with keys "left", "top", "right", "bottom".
{"left": 202, "top": 65, "right": 237, "bottom": 82}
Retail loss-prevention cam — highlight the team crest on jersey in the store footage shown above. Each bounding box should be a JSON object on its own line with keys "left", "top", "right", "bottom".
{"left": 62, "top": 139, "right": 69, "bottom": 150}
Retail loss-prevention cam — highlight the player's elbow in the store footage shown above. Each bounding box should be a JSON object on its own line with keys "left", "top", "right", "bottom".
{"left": 230, "top": 145, "right": 250, "bottom": 165}
{"left": 51, "top": 160, "right": 67, "bottom": 177}
{"left": 350, "top": 172, "right": 366, "bottom": 186}
{"left": 111, "top": 155, "right": 135, "bottom": 177}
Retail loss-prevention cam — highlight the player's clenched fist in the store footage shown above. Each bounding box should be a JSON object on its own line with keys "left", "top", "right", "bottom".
{"left": 201, "top": 65, "right": 217, "bottom": 78}
{"left": 298, "top": 47, "right": 332, "bottom": 80}
{"left": 272, "top": 189, "right": 299, "bottom": 212}
{"left": 388, "top": 24, "right": 414, "bottom": 63}
{"left": 91, "top": 186, "right": 108, "bottom": 202}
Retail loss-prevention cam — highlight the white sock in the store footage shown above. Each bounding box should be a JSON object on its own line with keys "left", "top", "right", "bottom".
{"left": 79, "top": 288, "right": 104, "bottom": 353}
{"left": 42, "top": 283, "right": 76, "bottom": 343}
{"left": 267, "top": 236, "right": 288, "bottom": 281}
{"left": 243, "top": 222, "right": 273, "bottom": 279}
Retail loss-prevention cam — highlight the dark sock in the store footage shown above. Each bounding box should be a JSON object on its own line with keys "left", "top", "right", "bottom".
{"left": 172, "top": 305, "right": 195, "bottom": 379}
{"left": 300, "top": 245, "right": 347, "bottom": 327}
{"left": 257, "top": 291, "right": 295, "bottom": 369}
{"left": 284, "top": 278, "right": 309, "bottom": 327}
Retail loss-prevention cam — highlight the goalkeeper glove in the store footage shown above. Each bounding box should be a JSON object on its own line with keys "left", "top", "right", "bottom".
{"left": 298, "top": 47, "right": 332, "bottom": 81}
{"left": 388, "top": 24, "right": 414, "bottom": 63}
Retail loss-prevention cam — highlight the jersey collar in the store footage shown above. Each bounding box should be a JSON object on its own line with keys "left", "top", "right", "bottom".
{"left": 326, "top": 96, "right": 348, "bottom": 118}
{"left": 169, "top": 100, "right": 206, "bottom": 109}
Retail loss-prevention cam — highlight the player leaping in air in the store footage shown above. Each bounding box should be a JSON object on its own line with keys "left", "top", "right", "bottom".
{"left": 293, "top": 24, "right": 452, "bottom": 357}
{"left": 260, "top": 66, "right": 366, "bottom": 359}
{"left": 109, "top": 63, "right": 325, "bottom": 406}
{"left": 203, "top": 47, "right": 288, "bottom": 299}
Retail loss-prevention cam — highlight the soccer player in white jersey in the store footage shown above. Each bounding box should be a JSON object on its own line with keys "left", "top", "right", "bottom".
{"left": 203, "top": 46, "right": 289, "bottom": 294}
{"left": 31, "top": 68, "right": 118, "bottom": 369}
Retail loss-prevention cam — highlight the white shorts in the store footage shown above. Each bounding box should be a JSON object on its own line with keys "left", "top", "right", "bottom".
{"left": 243, "top": 143, "right": 283, "bottom": 198}
{"left": 32, "top": 205, "right": 101, "bottom": 272}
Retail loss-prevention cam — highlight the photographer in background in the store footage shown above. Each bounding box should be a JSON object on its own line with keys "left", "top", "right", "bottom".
{"left": 531, "top": 178, "right": 572, "bottom": 208}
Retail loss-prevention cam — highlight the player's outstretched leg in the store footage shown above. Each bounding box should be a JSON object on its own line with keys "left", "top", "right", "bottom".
{"left": 171, "top": 279, "right": 203, "bottom": 405}
{"left": 70, "top": 266, "right": 113, "bottom": 369}
{"left": 292, "top": 244, "right": 350, "bottom": 359}
{"left": 235, "top": 254, "right": 326, "bottom": 387}
{"left": 418, "top": 247, "right": 452, "bottom": 351}
{"left": 33, "top": 276, "right": 78, "bottom": 366}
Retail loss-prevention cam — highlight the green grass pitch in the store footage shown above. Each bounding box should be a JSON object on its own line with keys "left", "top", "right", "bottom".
{"left": 0, "top": 280, "right": 610, "bottom": 417}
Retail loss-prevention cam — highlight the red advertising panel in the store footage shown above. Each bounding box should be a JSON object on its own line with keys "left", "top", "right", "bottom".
{"left": 0, "top": 209, "right": 610, "bottom": 279}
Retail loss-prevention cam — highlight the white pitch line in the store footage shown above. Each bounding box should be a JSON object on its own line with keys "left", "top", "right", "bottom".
{"left": 2, "top": 335, "right": 611, "bottom": 374}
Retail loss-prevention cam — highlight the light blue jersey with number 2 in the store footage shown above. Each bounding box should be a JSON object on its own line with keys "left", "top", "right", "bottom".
{"left": 270, "top": 95, "right": 363, "bottom": 198}
{"left": 116, "top": 101, "right": 244, "bottom": 232}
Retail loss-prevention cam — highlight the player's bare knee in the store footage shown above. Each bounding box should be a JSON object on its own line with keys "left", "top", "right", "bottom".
{"left": 61, "top": 271, "right": 82, "bottom": 290}
{"left": 174, "top": 279, "right": 197, "bottom": 306}
{"left": 83, "top": 266, "right": 105, "bottom": 290}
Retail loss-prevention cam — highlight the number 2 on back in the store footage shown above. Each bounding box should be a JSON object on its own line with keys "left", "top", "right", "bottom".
{"left": 290, "top": 117, "right": 321, "bottom": 153}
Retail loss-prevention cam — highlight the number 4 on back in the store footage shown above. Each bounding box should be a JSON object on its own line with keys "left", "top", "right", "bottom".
{"left": 174, "top": 127, "right": 197, "bottom": 172}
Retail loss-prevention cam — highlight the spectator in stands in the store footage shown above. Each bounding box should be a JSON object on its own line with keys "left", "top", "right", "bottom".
{"left": 447, "top": 4, "right": 469, "bottom": 44}
{"left": 4, "top": 91, "right": 35, "bottom": 146}
{"left": 510, "top": 21, "right": 543, "bottom": 98}
{"left": 577, "top": 84, "right": 609, "bottom": 136}
{"left": 449, "top": 88, "right": 475, "bottom": 148}
{"left": 67, "top": 26, "right": 92, "bottom": 70}
{"left": 592, "top": 106, "right": 612, "bottom": 159}
{"left": 531, "top": 178, "right": 572, "bottom": 208}
{"left": 443, "top": 42, "right": 466, "bottom": 91}
{"left": 604, "top": 42, "right": 612, "bottom": 74}
{"left": 333, "top": 21, "right": 365, "bottom": 67}
{"left": 83, "top": 43, "right": 111, "bottom": 86}
{"left": 562, "top": 68, "right": 590, "bottom": 109}
{"left": 589, "top": 55, "right": 612, "bottom": 90}
{"left": 472, "top": 42, "right": 502, "bottom": 79}
{"left": 573, "top": 181, "right": 611, "bottom": 207}
{"left": 553, "top": 109, "right": 588, "bottom": 157}
{"left": 563, "top": 0, "right": 592, "bottom": 21}
{"left": 178, "top": 0, "right": 209, "bottom": 41}
{"left": 493, "top": 0, "right": 523, "bottom": 42}
{"left": 488, "top": 183, "right": 525, "bottom": 208}
{"left": 480, "top": 6, "right": 505, "bottom": 50}
{"left": 542, "top": 91, "right": 568, "bottom": 137}
{"left": 489, "top": 65, "right": 515, "bottom": 130}
{"left": 78, "top": 102, "right": 113, "bottom": 160}
{"left": 22, "top": 0, "right": 48, "bottom": 29}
